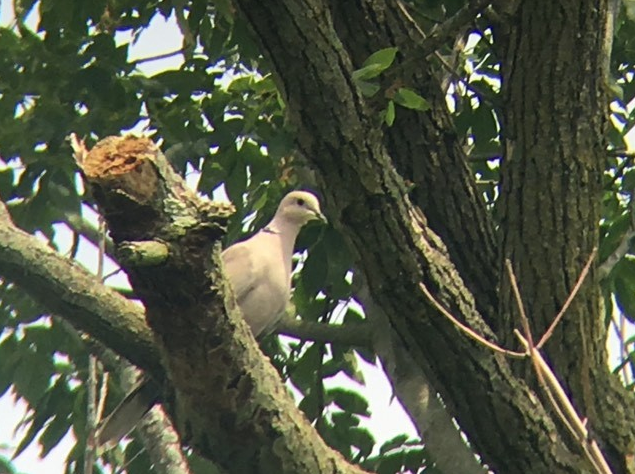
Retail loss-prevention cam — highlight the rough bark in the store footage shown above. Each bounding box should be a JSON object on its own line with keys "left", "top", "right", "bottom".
{"left": 234, "top": 0, "right": 599, "bottom": 471}
{"left": 498, "top": 2, "right": 635, "bottom": 471}
{"left": 329, "top": 0, "right": 499, "bottom": 321}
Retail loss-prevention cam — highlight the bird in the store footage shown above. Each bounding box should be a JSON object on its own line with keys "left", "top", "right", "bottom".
{"left": 97, "top": 190, "right": 327, "bottom": 445}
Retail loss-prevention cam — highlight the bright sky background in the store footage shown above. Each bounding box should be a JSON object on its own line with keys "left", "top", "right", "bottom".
{"left": 0, "top": 2, "right": 634, "bottom": 473}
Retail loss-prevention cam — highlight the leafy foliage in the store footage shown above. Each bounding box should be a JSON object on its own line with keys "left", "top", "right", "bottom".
{"left": 0, "top": 0, "right": 634, "bottom": 473}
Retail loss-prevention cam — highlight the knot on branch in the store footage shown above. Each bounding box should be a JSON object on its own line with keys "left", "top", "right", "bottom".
{"left": 117, "top": 240, "right": 170, "bottom": 267}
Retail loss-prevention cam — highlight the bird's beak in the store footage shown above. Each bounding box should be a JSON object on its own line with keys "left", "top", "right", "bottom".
{"left": 314, "top": 211, "right": 328, "bottom": 223}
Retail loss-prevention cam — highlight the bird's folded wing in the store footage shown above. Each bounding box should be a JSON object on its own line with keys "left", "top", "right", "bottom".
{"left": 221, "top": 240, "right": 259, "bottom": 305}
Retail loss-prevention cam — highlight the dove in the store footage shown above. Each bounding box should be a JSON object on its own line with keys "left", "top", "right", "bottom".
{"left": 97, "top": 190, "right": 326, "bottom": 445}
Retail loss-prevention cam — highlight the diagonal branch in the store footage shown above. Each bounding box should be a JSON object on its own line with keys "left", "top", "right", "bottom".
{"left": 417, "top": 0, "right": 492, "bottom": 57}
{"left": 0, "top": 200, "right": 162, "bottom": 378}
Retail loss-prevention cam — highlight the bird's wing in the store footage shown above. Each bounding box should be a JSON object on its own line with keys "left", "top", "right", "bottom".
{"left": 221, "top": 240, "right": 260, "bottom": 306}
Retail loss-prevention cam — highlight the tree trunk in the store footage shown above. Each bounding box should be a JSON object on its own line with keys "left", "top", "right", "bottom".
{"left": 498, "top": 2, "right": 635, "bottom": 471}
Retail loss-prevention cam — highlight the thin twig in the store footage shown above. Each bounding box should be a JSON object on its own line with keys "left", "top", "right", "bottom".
{"left": 85, "top": 354, "right": 98, "bottom": 474}
{"left": 615, "top": 313, "right": 632, "bottom": 385}
{"left": 68, "top": 133, "right": 89, "bottom": 165}
{"left": 97, "top": 371, "right": 110, "bottom": 423}
{"left": 537, "top": 248, "right": 597, "bottom": 349}
{"left": 505, "top": 260, "right": 550, "bottom": 403}
{"left": 514, "top": 331, "right": 580, "bottom": 446}
{"left": 515, "top": 332, "right": 613, "bottom": 474}
{"left": 419, "top": 283, "right": 524, "bottom": 358}
{"left": 131, "top": 49, "right": 185, "bottom": 66}
{"left": 395, "top": 0, "right": 498, "bottom": 108}
{"left": 418, "top": 0, "right": 491, "bottom": 57}
{"left": 598, "top": 230, "right": 634, "bottom": 279}
{"left": 505, "top": 260, "right": 534, "bottom": 349}
{"left": 469, "top": 148, "right": 634, "bottom": 162}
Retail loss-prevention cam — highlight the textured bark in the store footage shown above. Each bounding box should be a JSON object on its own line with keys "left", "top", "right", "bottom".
{"left": 234, "top": 0, "right": 602, "bottom": 471}
{"left": 79, "top": 136, "right": 370, "bottom": 474}
{"left": 329, "top": 0, "right": 499, "bottom": 321}
{"left": 498, "top": 2, "right": 635, "bottom": 472}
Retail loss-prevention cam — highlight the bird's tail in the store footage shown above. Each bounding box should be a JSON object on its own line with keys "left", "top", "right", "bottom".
{"left": 97, "top": 377, "right": 160, "bottom": 446}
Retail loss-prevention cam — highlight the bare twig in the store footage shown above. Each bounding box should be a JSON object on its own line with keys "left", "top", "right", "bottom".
{"left": 395, "top": 0, "right": 498, "bottom": 107}
{"left": 131, "top": 49, "right": 185, "bottom": 66}
{"left": 505, "top": 259, "right": 552, "bottom": 402}
{"left": 513, "top": 330, "right": 580, "bottom": 447}
{"left": 598, "top": 231, "right": 634, "bottom": 279}
{"left": 515, "top": 332, "right": 613, "bottom": 474}
{"left": 504, "top": 260, "right": 535, "bottom": 349}
{"left": 469, "top": 148, "right": 634, "bottom": 162}
{"left": 85, "top": 214, "right": 109, "bottom": 474}
{"left": 419, "top": 283, "right": 524, "bottom": 358}
{"left": 506, "top": 260, "right": 612, "bottom": 474}
{"left": 537, "top": 248, "right": 597, "bottom": 349}
{"left": 612, "top": 313, "right": 632, "bottom": 385}
{"left": 85, "top": 355, "right": 98, "bottom": 474}
{"left": 97, "top": 371, "right": 109, "bottom": 422}
{"left": 69, "top": 133, "right": 89, "bottom": 165}
{"left": 418, "top": 0, "right": 491, "bottom": 57}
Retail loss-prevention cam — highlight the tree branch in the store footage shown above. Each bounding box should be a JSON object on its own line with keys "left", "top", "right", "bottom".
{"left": 418, "top": 0, "right": 492, "bottom": 57}
{"left": 0, "top": 200, "right": 162, "bottom": 378}
{"left": 275, "top": 315, "right": 372, "bottom": 347}
{"left": 355, "top": 280, "right": 488, "bottom": 474}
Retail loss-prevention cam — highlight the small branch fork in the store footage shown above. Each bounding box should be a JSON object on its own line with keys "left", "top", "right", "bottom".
{"left": 420, "top": 248, "right": 613, "bottom": 474}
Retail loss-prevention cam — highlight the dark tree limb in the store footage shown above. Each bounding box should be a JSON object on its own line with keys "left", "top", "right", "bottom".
{"left": 275, "top": 315, "right": 372, "bottom": 347}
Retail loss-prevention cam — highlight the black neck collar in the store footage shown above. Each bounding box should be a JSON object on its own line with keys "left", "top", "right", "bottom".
{"left": 262, "top": 226, "right": 279, "bottom": 234}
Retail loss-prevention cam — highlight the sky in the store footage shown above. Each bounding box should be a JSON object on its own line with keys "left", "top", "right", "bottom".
{"left": 0, "top": 3, "right": 417, "bottom": 473}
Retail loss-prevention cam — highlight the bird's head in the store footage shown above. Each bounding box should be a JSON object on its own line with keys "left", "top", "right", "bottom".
{"left": 275, "top": 190, "right": 327, "bottom": 227}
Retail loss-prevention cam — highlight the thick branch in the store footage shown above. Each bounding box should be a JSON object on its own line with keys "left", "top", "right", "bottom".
{"left": 329, "top": 0, "right": 500, "bottom": 323}
{"left": 356, "top": 281, "right": 487, "bottom": 474}
{"left": 275, "top": 316, "right": 372, "bottom": 347}
{"left": 0, "top": 201, "right": 162, "bottom": 378}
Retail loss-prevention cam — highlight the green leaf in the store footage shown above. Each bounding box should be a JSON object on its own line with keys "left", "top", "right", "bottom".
{"left": 0, "top": 455, "right": 17, "bottom": 474}
{"left": 599, "top": 212, "right": 631, "bottom": 263}
{"left": 301, "top": 243, "right": 329, "bottom": 295}
{"left": 290, "top": 343, "right": 321, "bottom": 393}
{"left": 356, "top": 80, "right": 380, "bottom": 97}
{"left": 326, "top": 387, "right": 370, "bottom": 416}
{"left": 622, "top": 168, "right": 635, "bottom": 192}
{"left": 348, "top": 426, "right": 375, "bottom": 459}
{"left": 613, "top": 258, "right": 635, "bottom": 323}
{"left": 39, "top": 413, "right": 71, "bottom": 458}
{"left": 393, "top": 88, "right": 430, "bottom": 112}
{"left": 352, "top": 47, "right": 398, "bottom": 81}
{"left": 384, "top": 100, "right": 395, "bottom": 126}
{"left": 379, "top": 434, "right": 410, "bottom": 455}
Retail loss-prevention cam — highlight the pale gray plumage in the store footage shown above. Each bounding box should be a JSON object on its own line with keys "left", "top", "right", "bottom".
{"left": 223, "top": 190, "right": 326, "bottom": 336}
{"left": 97, "top": 190, "right": 325, "bottom": 445}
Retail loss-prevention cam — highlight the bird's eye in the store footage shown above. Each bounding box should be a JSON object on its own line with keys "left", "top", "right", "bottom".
{"left": 296, "top": 198, "right": 305, "bottom": 206}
